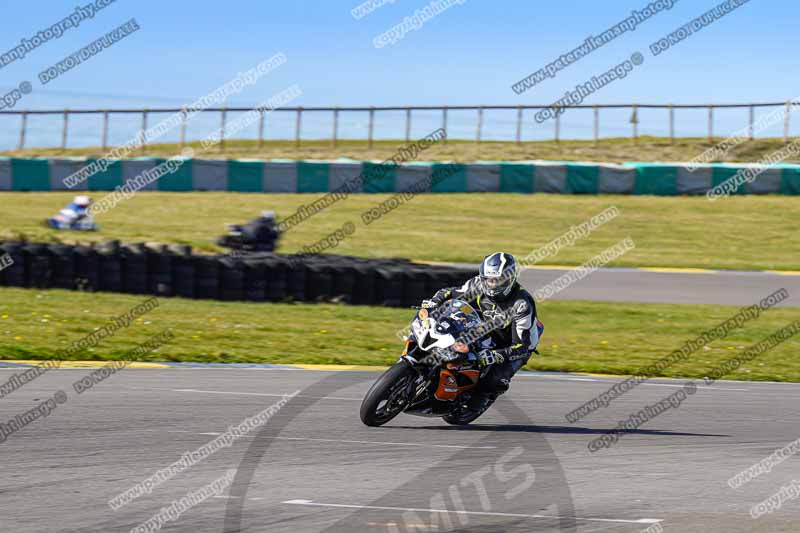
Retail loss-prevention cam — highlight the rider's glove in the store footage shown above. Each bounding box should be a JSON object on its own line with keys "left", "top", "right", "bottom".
{"left": 478, "top": 349, "right": 504, "bottom": 368}
{"left": 421, "top": 299, "right": 439, "bottom": 309}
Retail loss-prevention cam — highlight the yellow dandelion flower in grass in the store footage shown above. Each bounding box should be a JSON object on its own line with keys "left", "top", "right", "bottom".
{"left": 1, "top": 315, "right": 7, "bottom": 319}
{"left": 192, "top": 335, "right": 200, "bottom": 339}
{"left": 31, "top": 312, "right": 37, "bottom": 315}
{"left": 600, "top": 340, "right": 608, "bottom": 345}
{"left": 43, "top": 314, "right": 51, "bottom": 318}
{"left": 14, "top": 336, "right": 22, "bottom": 340}
{"left": 552, "top": 344, "right": 559, "bottom": 348}
{"left": 319, "top": 330, "right": 328, "bottom": 334}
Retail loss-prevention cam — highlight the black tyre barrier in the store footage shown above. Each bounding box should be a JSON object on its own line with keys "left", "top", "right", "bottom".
{"left": 442, "top": 269, "right": 471, "bottom": 291}
{"left": 265, "top": 257, "right": 288, "bottom": 301}
{"left": 195, "top": 256, "right": 220, "bottom": 300}
{"left": 305, "top": 263, "right": 335, "bottom": 302}
{"left": 1, "top": 242, "right": 26, "bottom": 287}
{"left": 286, "top": 262, "right": 306, "bottom": 302}
{"left": 23, "top": 243, "right": 52, "bottom": 288}
{"left": 375, "top": 267, "right": 403, "bottom": 307}
{"left": 243, "top": 259, "right": 267, "bottom": 302}
{"left": 0, "top": 241, "right": 474, "bottom": 308}
{"left": 148, "top": 245, "right": 173, "bottom": 297}
{"left": 401, "top": 267, "right": 428, "bottom": 308}
{"left": 98, "top": 246, "right": 123, "bottom": 293}
{"left": 219, "top": 258, "right": 246, "bottom": 301}
{"left": 172, "top": 254, "right": 196, "bottom": 299}
{"left": 121, "top": 244, "right": 149, "bottom": 295}
{"left": 331, "top": 264, "right": 357, "bottom": 304}
{"left": 350, "top": 264, "right": 376, "bottom": 306}
{"left": 73, "top": 245, "right": 100, "bottom": 291}
{"left": 48, "top": 244, "right": 75, "bottom": 290}
{"left": 423, "top": 268, "right": 453, "bottom": 297}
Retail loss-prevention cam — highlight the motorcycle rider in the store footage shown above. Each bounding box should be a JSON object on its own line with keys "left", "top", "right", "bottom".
{"left": 422, "top": 252, "right": 543, "bottom": 410}
{"left": 46, "top": 195, "right": 98, "bottom": 231}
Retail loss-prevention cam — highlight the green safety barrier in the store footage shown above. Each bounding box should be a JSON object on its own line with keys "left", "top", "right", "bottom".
{"left": 1, "top": 157, "right": 797, "bottom": 195}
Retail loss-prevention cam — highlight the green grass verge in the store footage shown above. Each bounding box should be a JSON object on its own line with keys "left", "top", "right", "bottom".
{"left": 4, "top": 136, "right": 800, "bottom": 164}
{"left": 1, "top": 287, "right": 798, "bottom": 382}
{"left": 3, "top": 192, "right": 799, "bottom": 271}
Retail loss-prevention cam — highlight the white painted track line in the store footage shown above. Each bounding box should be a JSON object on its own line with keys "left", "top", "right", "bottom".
{"left": 282, "top": 499, "right": 663, "bottom": 525}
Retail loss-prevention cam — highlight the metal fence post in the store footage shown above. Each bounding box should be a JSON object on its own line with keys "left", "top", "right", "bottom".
{"left": 219, "top": 108, "right": 228, "bottom": 152}
{"left": 441, "top": 107, "right": 448, "bottom": 144}
{"left": 258, "top": 109, "right": 265, "bottom": 149}
{"left": 632, "top": 104, "right": 638, "bottom": 144}
{"left": 332, "top": 107, "right": 339, "bottom": 148}
{"left": 515, "top": 106, "right": 523, "bottom": 145}
{"left": 405, "top": 108, "right": 411, "bottom": 143}
{"left": 708, "top": 105, "right": 714, "bottom": 142}
{"left": 784, "top": 100, "right": 791, "bottom": 143}
{"left": 669, "top": 104, "right": 674, "bottom": 144}
{"left": 749, "top": 105, "right": 755, "bottom": 140}
{"left": 17, "top": 110, "right": 28, "bottom": 151}
{"left": 179, "top": 107, "right": 187, "bottom": 150}
{"left": 101, "top": 110, "right": 109, "bottom": 151}
{"left": 140, "top": 109, "right": 149, "bottom": 154}
{"left": 476, "top": 106, "right": 483, "bottom": 144}
{"left": 555, "top": 112, "right": 560, "bottom": 143}
{"left": 593, "top": 105, "right": 599, "bottom": 145}
{"left": 295, "top": 107, "right": 303, "bottom": 148}
{"left": 368, "top": 107, "right": 375, "bottom": 149}
{"left": 61, "top": 109, "right": 69, "bottom": 150}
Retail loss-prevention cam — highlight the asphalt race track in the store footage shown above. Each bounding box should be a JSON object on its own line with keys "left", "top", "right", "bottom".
{"left": 516, "top": 267, "right": 800, "bottom": 307}
{"left": 3, "top": 367, "right": 800, "bottom": 532}
{"left": 438, "top": 264, "right": 800, "bottom": 307}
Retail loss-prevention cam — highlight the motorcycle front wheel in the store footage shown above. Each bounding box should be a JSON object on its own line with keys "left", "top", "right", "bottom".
{"left": 360, "top": 362, "right": 416, "bottom": 427}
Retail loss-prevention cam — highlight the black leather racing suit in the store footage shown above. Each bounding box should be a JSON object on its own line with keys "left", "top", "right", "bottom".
{"left": 428, "top": 276, "right": 542, "bottom": 398}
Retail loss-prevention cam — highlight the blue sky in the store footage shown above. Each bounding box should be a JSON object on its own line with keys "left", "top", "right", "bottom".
{"left": 0, "top": 0, "right": 796, "bottom": 147}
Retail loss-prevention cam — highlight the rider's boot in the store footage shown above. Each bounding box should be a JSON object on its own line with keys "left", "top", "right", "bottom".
{"left": 468, "top": 391, "right": 497, "bottom": 413}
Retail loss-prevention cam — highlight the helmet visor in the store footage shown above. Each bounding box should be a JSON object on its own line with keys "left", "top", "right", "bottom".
{"left": 484, "top": 276, "right": 502, "bottom": 289}
{"left": 482, "top": 275, "right": 511, "bottom": 295}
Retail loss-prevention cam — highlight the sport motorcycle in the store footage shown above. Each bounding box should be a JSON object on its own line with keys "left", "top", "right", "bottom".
{"left": 360, "top": 299, "right": 495, "bottom": 427}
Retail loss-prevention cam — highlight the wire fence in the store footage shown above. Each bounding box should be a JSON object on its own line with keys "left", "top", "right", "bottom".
{"left": 0, "top": 101, "right": 797, "bottom": 152}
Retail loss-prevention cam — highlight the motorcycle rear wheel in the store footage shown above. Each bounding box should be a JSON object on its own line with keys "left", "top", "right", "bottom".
{"left": 442, "top": 398, "right": 494, "bottom": 426}
{"left": 360, "top": 362, "right": 415, "bottom": 427}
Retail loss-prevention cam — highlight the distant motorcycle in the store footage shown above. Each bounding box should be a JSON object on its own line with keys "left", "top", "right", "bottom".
{"left": 360, "top": 299, "right": 494, "bottom": 427}
{"left": 46, "top": 195, "right": 98, "bottom": 231}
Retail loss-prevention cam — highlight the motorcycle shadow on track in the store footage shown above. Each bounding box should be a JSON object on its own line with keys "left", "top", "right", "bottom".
{"left": 385, "top": 423, "right": 728, "bottom": 439}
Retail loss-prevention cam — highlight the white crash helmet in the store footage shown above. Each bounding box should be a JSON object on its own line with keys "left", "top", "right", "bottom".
{"left": 73, "top": 195, "right": 92, "bottom": 207}
{"left": 479, "top": 252, "right": 519, "bottom": 298}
